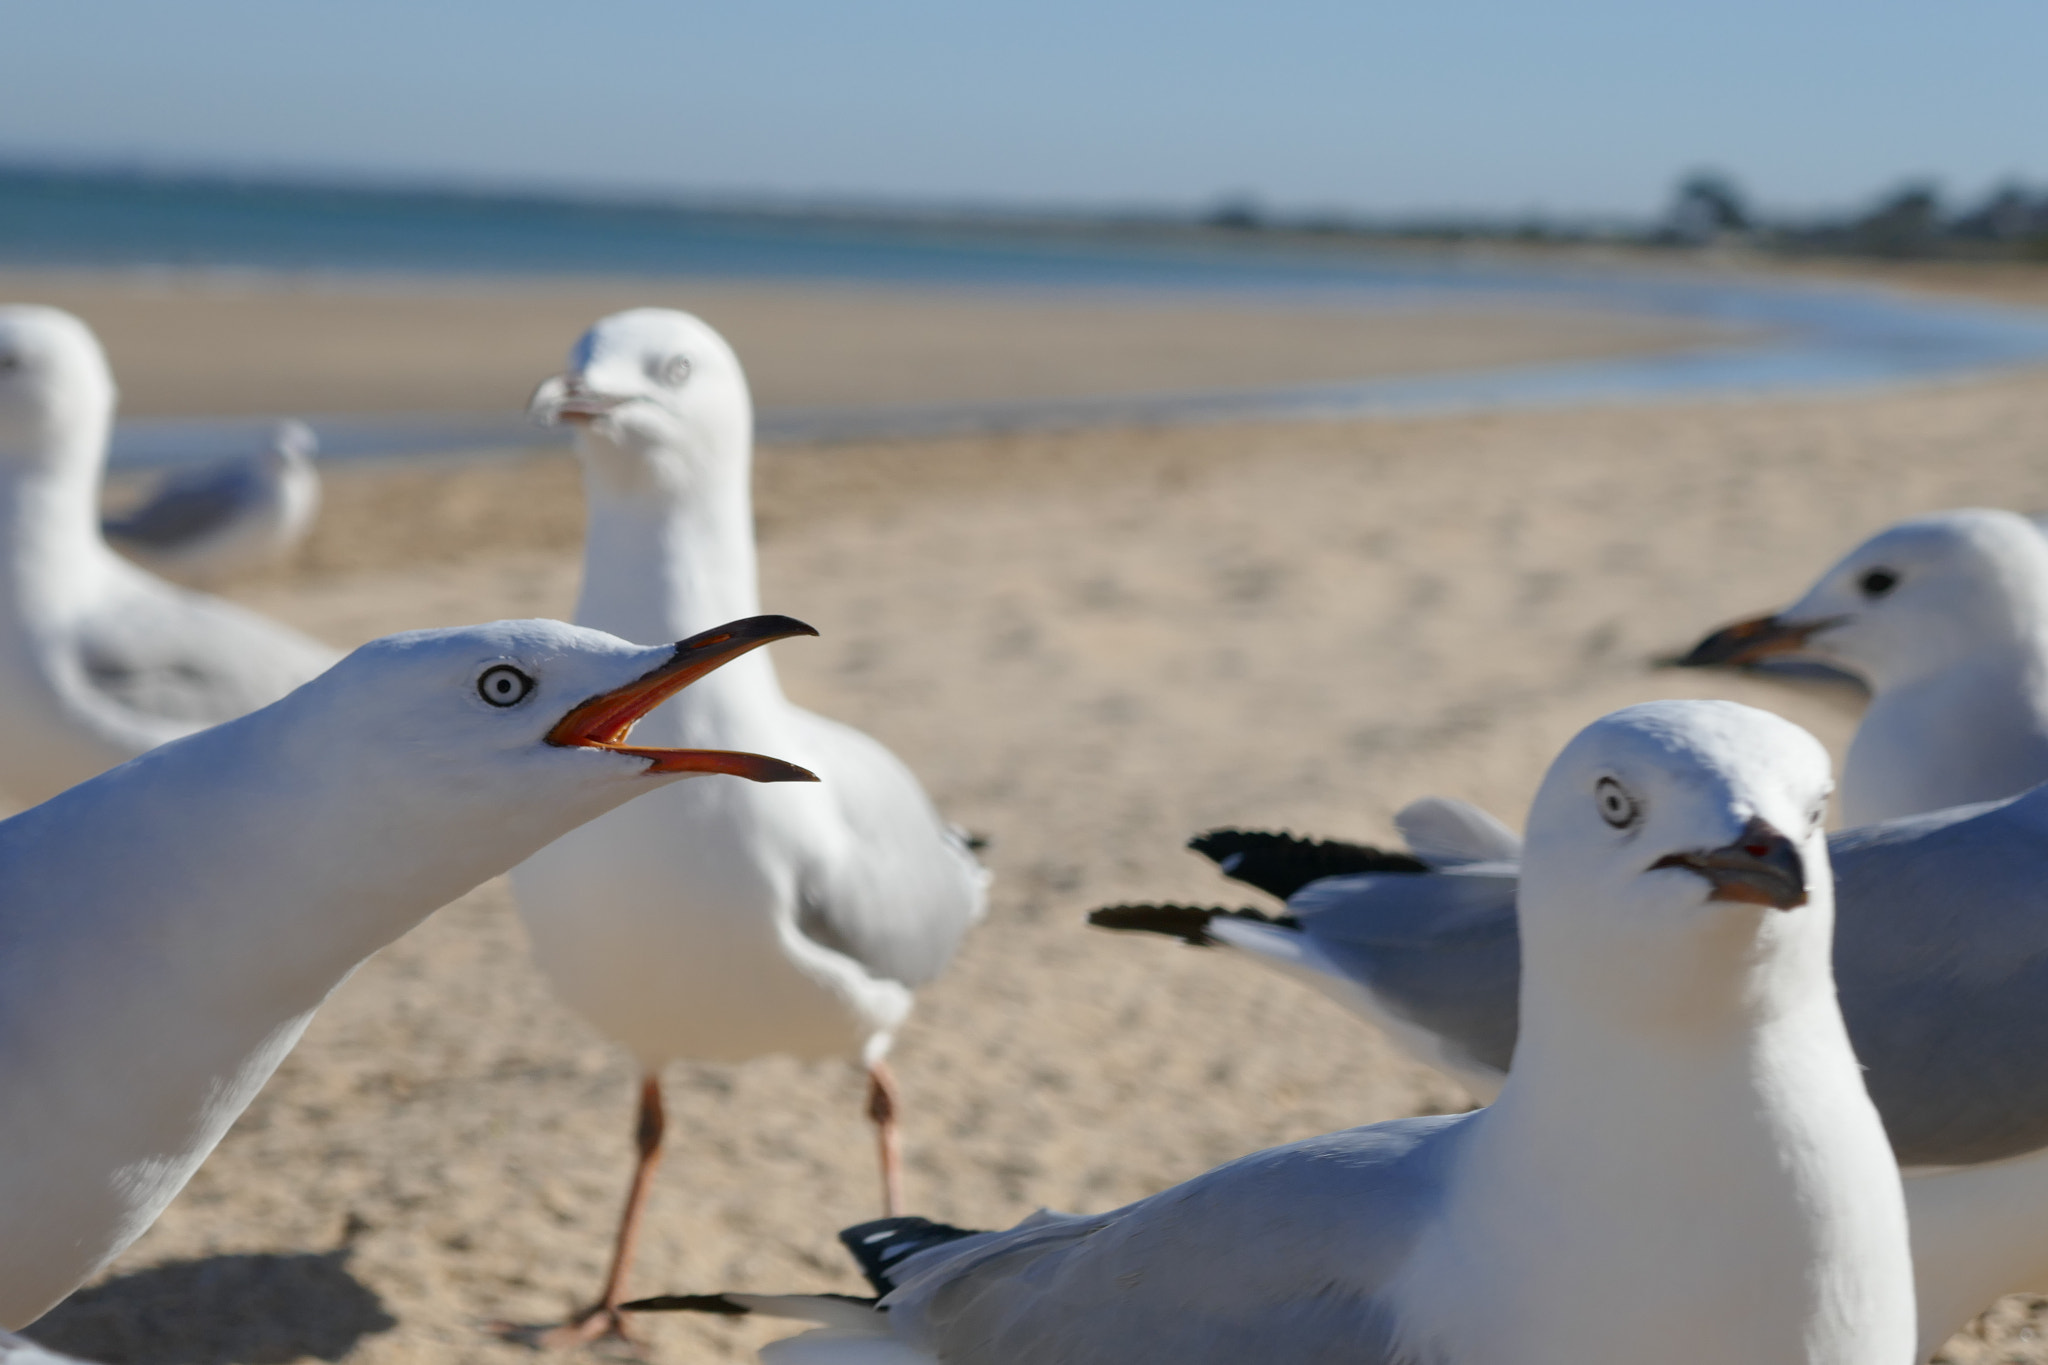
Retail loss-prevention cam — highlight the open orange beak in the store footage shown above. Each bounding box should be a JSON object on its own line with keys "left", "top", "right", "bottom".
{"left": 547, "top": 615, "right": 822, "bottom": 781}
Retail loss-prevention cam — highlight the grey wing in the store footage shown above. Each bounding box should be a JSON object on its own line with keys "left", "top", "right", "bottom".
{"left": 1830, "top": 786, "right": 2048, "bottom": 1166}
{"left": 74, "top": 574, "right": 339, "bottom": 727}
{"left": 788, "top": 708, "right": 989, "bottom": 988}
{"left": 885, "top": 1115, "right": 1466, "bottom": 1365}
{"left": 102, "top": 463, "right": 259, "bottom": 551}
{"left": 1289, "top": 866, "right": 1525, "bottom": 1078}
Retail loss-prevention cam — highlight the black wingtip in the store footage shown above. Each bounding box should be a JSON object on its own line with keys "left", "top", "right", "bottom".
{"left": 1088, "top": 902, "right": 1294, "bottom": 946}
{"left": 621, "top": 1293, "right": 752, "bottom": 1316}
{"left": 839, "top": 1217, "right": 986, "bottom": 1297}
{"left": 1187, "top": 828, "right": 1428, "bottom": 900}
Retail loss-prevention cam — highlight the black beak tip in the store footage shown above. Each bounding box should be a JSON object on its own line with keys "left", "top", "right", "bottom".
{"left": 1670, "top": 628, "right": 1747, "bottom": 669}
{"left": 674, "top": 614, "right": 821, "bottom": 655}
{"left": 1652, "top": 818, "right": 1808, "bottom": 911}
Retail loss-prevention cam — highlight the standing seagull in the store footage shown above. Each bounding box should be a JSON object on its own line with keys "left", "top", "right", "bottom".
{"left": 0, "top": 613, "right": 820, "bottom": 1329}
{"left": 104, "top": 418, "right": 322, "bottom": 582}
{"left": 1677, "top": 508, "right": 2048, "bottom": 824}
{"left": 515, "top": 309, "right": 988, "bottom": 1343}
{"left": 634, "top": 702, "right": 1916, "bottom": 1365}
{"left": 0, "top": 306, "right": 337, "bottom": 805}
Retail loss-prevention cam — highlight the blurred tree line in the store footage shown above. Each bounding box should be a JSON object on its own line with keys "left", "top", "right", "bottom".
{"left": 1655, "top": 170, "right": 2048, "bottom": 259}
{"left": 1198, "top": 172, "right": 2048, "bottom": 263}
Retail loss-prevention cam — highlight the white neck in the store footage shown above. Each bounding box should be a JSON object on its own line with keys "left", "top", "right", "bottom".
{"left": 1397, "top": 917, "right": 1914, "bottom": 1363}
{"left": 1845, "top": 651, "right": 2048, "bottom": 822}
{"left": 0, "top": 697, "right": 636, "bottom": 1328}
{"left": 572, "top": 426, "right": 785, "bottom": 741}
{"left": 0, "top": 415, "right": 118, "bottom": 616}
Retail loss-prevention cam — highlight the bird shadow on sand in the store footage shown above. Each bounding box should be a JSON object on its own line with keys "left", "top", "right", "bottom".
{"left": 24, "top": 1250, "right": 395, "bottom": 1365}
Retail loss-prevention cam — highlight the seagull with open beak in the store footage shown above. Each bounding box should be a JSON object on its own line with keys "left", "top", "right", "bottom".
{"left": 513, "top": 308, "right": 988, "bottom": 1345}
{"left": 1676, "top": 508, "right": 2048, "bottom": 824}
{"left": 0, "top": 612, "right": 817, "bottom": 1329}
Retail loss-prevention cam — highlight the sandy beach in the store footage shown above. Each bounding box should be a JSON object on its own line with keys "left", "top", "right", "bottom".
{"left": 14, "top": 265, "right": 2048, "bottom": 1364}
{"left": 0, "top": 268, "right": 1740, "bottom": 417}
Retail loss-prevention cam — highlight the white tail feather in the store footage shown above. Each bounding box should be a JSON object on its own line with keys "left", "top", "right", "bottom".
{"left": 1394, "top": 796, "right": 1521, "bottom": 866}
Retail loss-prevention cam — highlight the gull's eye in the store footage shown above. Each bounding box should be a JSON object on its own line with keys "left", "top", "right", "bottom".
{"left": 1595, "top": 776, "right": 1639, "bottom": 829}
{"left": 1858, "top": 568, "right": 1899, "bottom": 599}
{"left": 0, "top": 353, "right": 19, "bottom": 373}
{"left": 653, "top": 355, "right": 692, "bottom": 388}
{"left": 477, "top": 664, "right": 535, "bottom": 707}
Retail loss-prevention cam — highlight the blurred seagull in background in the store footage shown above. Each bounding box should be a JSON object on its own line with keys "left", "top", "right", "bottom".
{"left": 512, "top": 309, "right": 988, "bottom": 1345}
{"left": 0, "top": 613, "right": 819, "bottom": 1330}
{"left": 1676, "top": 508, "right": 2048, "bottom": 824}
{"left": 104, "top": 418, "right": 322, "bottom": 582}
{"left": 0, "top": 306, "right": 338, "bottom": 806}
{"left": 631, "top": 702, "right": 1915, "bottom": 1365}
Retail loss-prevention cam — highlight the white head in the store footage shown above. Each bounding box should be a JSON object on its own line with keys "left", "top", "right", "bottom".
{"left": 263, "top": 417, "right": 318, "bottom": 473}
{"left": 200, "top": 613, "right": 821, "bottom": 893}
{"left": 528, "top": 308, "right": 751, "bottom": 494}
{"left": 1518, "top": 700, "right": 1835, "bottom": 1029}
{"left": 0, "top": 306, "right": 116, "bottom": 466}
{"left": 1678, "top": 510, "right": 2048, "bottom": 691}
{"left": 279, "top": 610, "right": 810, "bottom": 793}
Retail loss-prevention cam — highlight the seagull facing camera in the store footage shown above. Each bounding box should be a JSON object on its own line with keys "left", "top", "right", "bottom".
{"left": 510, "top": 308, "right": 987, "bottom": 1346}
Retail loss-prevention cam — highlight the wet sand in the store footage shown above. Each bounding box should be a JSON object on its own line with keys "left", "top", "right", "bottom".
{"left": 11, "top": 266, "right": 2048, "bottom": 1363}
{"left": 0, "top": 269, "right": 1737, "bottom": 417}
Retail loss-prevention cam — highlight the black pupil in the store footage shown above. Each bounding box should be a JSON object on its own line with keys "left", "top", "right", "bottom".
{"left": 482, "top": 668, "right": 527, "bottom": 703}
{"left": 1860, "top": 569, "right": 1899, "bottom": 597}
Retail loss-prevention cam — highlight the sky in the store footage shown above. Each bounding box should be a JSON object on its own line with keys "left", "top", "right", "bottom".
{"left": 2, "top": 0, "right": 2041, "bottom": 219}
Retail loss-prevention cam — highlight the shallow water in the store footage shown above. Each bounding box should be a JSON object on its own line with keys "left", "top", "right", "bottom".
{"left": 6, "top": 174, "right": 2042, "bottom": 465}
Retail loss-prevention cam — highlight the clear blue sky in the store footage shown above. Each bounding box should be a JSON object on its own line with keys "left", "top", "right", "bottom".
{"left": 2, "top": 0, "right": 2039, "bottom": 218}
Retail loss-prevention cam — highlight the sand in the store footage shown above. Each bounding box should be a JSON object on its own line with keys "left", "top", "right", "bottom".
{"left": 12, "top": 265, "right": 2048, "bottom": 1364}
{"left": 0, "top": 269, "right": 1738, "bottom": 418}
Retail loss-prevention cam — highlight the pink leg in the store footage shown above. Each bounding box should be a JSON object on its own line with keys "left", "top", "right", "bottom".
{"left": 540, "top": 1073, "right": 667, "bottom": 1348}
{"left": 867, "top": 1060, "right": 904, "bottom": 1217}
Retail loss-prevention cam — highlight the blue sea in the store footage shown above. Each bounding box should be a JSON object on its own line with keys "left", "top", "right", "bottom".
{"left": 7, "top": 168, "right": 2048, "bottom": 464}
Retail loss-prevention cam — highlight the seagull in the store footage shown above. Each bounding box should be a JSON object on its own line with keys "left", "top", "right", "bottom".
{"left": 1098, "top": 779, "right": 2048, "bottom": 1356}
{"left": 628, "top": 701, "right": 1917, "bottom": 1365}
{"left": 104, "top": 418, "right": 322, "bottom": 582}
{"left": 512, "top": 308, "right": 989, "bottom": 1345}
{"left": 1098, "top": 776, "right": 2048, "bottom": 1166}
{"left": 1676, "top": 508, "right": 2048, "bottom": 824}
{"left": 0, "top": 612, "right": 820, "bottom": 1329}
{"left": 0, "top": 306, "right": 338, "bottom": 806}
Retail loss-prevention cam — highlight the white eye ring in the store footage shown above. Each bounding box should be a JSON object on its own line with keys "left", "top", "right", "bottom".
{"left": 1595, "top": 776, "right": 1639, "bottom": 828}
{"left": 655, "top": 355, "right": 692, "bottom": 388}
{"left": 477, "top": 664, "right": 535, "bottom": 707}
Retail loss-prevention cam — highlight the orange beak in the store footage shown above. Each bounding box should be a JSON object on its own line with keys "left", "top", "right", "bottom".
{"left": 547, "top": 615, "right": 822, "bottom": 781}
{"left": 1673, "top": 612, "right": 1840, "bottom": 669}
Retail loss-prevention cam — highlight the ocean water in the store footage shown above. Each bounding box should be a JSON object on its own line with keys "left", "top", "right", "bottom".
{"left": 6, "top": 169, "right": 2048, "bottom": 464}
{"left": 0, "top": 167, "right": 1619, "bottom": 296}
